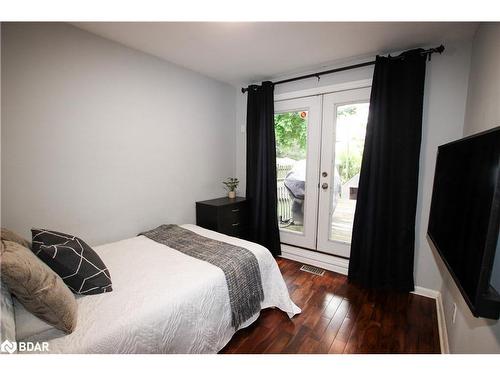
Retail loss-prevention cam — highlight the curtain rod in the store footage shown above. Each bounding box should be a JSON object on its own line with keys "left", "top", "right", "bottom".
{"left": 241, "top": 44, "right": 445, "bottom": 93}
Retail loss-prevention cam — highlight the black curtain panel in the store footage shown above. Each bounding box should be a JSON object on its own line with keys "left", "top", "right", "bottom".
{"left": 348, "top": 49, "right": 428, "bottom": 292}
{"left": 246, "top": 81, "right": 281, "bottom": 256}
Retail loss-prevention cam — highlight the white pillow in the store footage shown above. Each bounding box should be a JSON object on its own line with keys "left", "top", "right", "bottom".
{"left": 1, "top": 282, "right": 17, "bottom": 353}
{"left": 13, "top": 298, "right": 55, "bottom": 341}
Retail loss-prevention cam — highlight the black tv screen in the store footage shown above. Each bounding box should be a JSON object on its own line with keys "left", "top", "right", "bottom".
{"left": 428, "top": 126, "right": 500, "bottom": 319}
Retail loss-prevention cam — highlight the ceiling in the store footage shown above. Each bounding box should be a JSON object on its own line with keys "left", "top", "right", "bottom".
{"left": 73, "top": 22, "right": 478, "bottom": 87}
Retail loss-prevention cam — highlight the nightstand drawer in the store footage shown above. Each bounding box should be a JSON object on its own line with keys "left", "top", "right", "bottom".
{"left": 220, "top": 222, "right": 249, "bottom": 238}
{"left": 220, "top": 203, "right": 248, "bottom": 224}
{"left": 220, "top": 220, "right": 243, "bottom": 233}
{"left": 196, "top": 197, "right": 250, "bottom": 240}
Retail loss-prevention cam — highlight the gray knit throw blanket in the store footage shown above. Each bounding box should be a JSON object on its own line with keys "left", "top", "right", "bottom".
{"left": 139, "top": 224, "right": 264, "bottom": 328}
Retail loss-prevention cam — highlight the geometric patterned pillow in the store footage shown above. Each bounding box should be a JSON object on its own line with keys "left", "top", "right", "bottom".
{"left": 31, "top": 229, "right": 112, "bottom": 295}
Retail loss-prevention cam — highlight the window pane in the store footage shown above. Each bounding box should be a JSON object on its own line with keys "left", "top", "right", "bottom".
{"left": 275, "top": 111, "right": 308, "bottom": 234}
{"left": 330, "top": 103, "right": 369, "bottom": 243}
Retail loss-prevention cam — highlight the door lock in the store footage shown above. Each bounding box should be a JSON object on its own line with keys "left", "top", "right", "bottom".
{"left": 321, "top": 183, "right": 329, "bottom": 190}
{"left": 322, "top": 171, "right": 328, "bottom": 177}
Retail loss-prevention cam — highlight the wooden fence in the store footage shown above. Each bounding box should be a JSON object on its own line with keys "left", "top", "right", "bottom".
{"left": 276, "top": 161, "right": 294, "bottom": 223}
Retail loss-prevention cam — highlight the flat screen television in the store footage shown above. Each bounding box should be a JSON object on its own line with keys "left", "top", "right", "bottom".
{"left": 428, "top": 126, "right": 500, "bottom": 320}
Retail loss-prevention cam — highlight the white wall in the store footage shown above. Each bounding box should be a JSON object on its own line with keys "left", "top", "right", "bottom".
{"left": 1, "top": 22, "right": 236, "bottom": 246}
{"left": 437, "top": 23, "right": 500, "bottom": 354}
{"left": 414, "top": 41, "right": 472, "bottom": 291}
{"left": 463, "top": 23, "right": 500, "bottom": 136}
{"left": 235, "top": 90, "right": 247, "bottom": 191}
{"left": 0, "top": 22, "right": 2, "bottom": 226}
{"left": 235, "top": 40, "right": 473, "bottom": 295}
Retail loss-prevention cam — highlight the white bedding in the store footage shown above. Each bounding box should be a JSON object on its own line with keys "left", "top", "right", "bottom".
{"left": 14, "top": 224, "right": 300, "bottom": 353}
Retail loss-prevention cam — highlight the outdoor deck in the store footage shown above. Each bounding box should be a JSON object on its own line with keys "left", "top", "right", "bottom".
{"left": 280, "top": 198, "right": 356, "bottom": 244}
{"left": 330, "top": 198, "right": 356, "bottom": 243}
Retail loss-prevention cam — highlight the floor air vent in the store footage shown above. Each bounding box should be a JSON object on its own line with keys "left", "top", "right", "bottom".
{"left": 300, "top": 264, "right": 325, "bottom": 276}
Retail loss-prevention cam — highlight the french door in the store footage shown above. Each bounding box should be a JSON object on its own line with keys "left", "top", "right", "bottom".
{"left": 275, "top": 87, "right": 370, "bottom": 258}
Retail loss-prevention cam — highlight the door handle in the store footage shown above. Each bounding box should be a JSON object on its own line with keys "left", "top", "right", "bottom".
{"left": 322, "top": 183, "right": 329, "bottom": 190}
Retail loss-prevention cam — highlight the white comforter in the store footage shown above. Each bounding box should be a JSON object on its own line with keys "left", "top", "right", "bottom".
{"left": 14, "top": 224, "right": 300, "bottom": 353}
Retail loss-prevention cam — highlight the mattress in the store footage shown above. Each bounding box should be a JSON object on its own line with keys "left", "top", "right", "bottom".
{"left": 14, "top": 224, "right": 300, "bottom": 353}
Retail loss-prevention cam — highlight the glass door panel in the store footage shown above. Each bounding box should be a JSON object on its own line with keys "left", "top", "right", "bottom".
{"left": 317, "top": 88, "right": 371, "bottom": 258}
{"left": 275, "top": 110, "right": 308, "bottom": 234}
{"left": 275, "top": 96, "right": 321, "bottom": 250}
{"left": 330, "top": 103, "right": 369, "bottom": 243}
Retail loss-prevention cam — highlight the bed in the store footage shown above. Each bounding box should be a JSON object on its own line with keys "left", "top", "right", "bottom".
{"left": 13, "top": 224, "right": 300, "bottom": 354}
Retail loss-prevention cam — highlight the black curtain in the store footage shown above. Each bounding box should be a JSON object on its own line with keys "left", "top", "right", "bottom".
{"left": 348, "top": 49, "right": 427, "bottom": 292}
{"left": 246, "top": 81, "right": 281, "bottom": 256}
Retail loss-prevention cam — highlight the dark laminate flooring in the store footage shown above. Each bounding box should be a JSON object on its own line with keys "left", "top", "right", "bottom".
{"left": 220, "top": 257, "right": 440, "bottom": 354}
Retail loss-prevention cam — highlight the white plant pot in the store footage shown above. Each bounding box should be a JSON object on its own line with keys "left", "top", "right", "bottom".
{"left": 228, "top": 191, "right": 236, "bottom": 199}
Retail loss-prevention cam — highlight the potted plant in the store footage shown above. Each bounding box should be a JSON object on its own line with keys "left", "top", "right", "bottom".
{"left": 223, "top": 177, "right": 239, "bottom": 199}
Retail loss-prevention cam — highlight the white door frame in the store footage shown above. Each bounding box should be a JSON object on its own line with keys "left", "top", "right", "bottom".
{"left": 275, "top": 96, "right": 322, "bottom": 250}
{"left": 274, "top": 79, "right": 372, "bottom": 257}
{"left": 316, "top": 87, "right": 371, "bottom": 258}
{"left": 274, "top": 79, "right": 372, "bottom": 102}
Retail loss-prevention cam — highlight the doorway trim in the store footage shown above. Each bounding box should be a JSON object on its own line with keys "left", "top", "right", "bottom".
{"left": 280, "top": 244, "right": 350, "bottom": 275}
{"left": 274, "top": 79, "right": 372, "bottom": 102}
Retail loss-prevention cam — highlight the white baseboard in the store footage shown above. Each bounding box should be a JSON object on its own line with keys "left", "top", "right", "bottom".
{"left": 435, "top": 292, "right": 450, "bottom": 354}
{"left": 279, "top": 244, "right": 450, "bottom": 354}
{"left": 411, "top": 287, "right": 449, "bottom": 354}
{"left": 412, "top": 286, "right": 440, "bottom": 299}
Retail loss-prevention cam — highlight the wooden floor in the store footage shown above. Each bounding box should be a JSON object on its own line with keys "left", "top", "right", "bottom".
{"left": 220, "top": 258, "right": 441, "bottom": 354}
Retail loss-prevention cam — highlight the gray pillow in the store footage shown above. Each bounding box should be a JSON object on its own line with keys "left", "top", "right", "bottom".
{"left": 0, "top": 240, "right": 77, "bottom": 334}
{"left": 0, "top": 282, "right": 17, "bottom": 353}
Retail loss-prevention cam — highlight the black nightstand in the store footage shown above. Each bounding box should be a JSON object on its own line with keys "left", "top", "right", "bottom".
{"left": 196, "top": 197, "right": 249, "bottom": 239}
